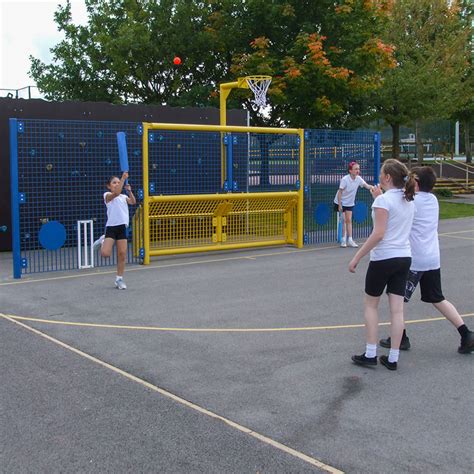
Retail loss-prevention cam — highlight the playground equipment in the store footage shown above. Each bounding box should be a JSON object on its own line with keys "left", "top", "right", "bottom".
{"left": 8, "top": 79, "right": 379, "bottom": 278}
{"left": 136, "top": 121, "right": 304, "bottom": 264}
{"left": 219, "top": 75, "right": 272, "bottom": 125}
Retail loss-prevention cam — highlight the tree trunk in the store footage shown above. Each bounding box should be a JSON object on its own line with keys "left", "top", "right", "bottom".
{"left": 464, "top": 119, "right": 472, "bottom": 163}
{"left": 415, "top": 119, "right": 424, "bottom": 164}
{"left": 391, "top": 123, "right": 400, "bottom": 160}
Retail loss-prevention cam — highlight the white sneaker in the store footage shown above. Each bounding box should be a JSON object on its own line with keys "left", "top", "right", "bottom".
{"left": 340, "top": 238, "right": 347, "bottom": 248}
{"left": 93, "top": 234, "right": 105, "bottom": 250}
{"left": 115, "top": 278, "right": 127, "bottom": 290}
{"left": 348, "top": 238, "right": 358, "bottom": 248}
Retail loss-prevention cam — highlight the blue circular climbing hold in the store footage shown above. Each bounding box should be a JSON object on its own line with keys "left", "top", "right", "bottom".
{"left": 353, "top": 202, "right": 368, "bottom": 223}
{"left": 314, "top": 203, "right": 331, "bottom": 225}
{"left": 39, "top": 221, "right": 66, "bottom": 250}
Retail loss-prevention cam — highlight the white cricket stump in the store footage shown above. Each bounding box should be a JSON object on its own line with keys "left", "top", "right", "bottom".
{"left": 77, "top": 220, "right": 94, "bottom": 269}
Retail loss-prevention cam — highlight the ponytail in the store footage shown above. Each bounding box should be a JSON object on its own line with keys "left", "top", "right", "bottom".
{"left": 403, "top": 174, "right": 416, "bottom": 202}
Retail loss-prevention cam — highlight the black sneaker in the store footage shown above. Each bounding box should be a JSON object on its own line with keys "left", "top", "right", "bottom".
{"left": 458, "top": 331, "right": 474, "bottom": 354}
{"left": 380, "top": 355, "right": 397, "bottom": 371}
{"left": 352, "top": 353, "right": 377, "bottom": 367}
{"left": 379, "top": 336, "right": 411, "bottom": 351}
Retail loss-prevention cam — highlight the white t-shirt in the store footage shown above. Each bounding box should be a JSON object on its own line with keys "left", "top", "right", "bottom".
{"left": 370, "top": 188, "right": 415, "bottom": 261}
{"left": 333, "top": 174, "right": 368, "bottom": 207}
{"left": 104, "top": 193, "right": 129, "bottom": 227}
{"left": 409, "top": 192, "right": 440, "bottom": 271}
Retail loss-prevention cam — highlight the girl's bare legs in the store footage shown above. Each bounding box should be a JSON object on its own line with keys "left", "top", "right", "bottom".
{"left": 100, "top": 238, "right": 114, "bottom": 258}
{"left": 116, "top": 239, "right": 127, "bottom": 276}
{"left": 387, "top": 293, "right": 405, "bottom": 349}
{"left": 364, "top": 294, "right": 380, "bottom": 344}
{"left": 344, "top": 210, "right": 353, "bottom": 239}
{"left": 433, "top": 300, "right": 464, "bottom": 328}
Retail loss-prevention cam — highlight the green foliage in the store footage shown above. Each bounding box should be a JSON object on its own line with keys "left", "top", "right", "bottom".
{"left": 374, "top": 0, "right": 470, "bottom": 128}
{"left": 434, "top": 188, "right": 453, "bottom": 198}
{"left": 29, "top": 0, "right": 394, "bottom": 128}
{"left": 30, "top": 0, "right": 222, "bottom": 105}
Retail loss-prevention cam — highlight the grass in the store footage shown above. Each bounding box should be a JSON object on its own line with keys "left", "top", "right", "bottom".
{"left": 438, "top": 199, "right": 474, "bottom": 219}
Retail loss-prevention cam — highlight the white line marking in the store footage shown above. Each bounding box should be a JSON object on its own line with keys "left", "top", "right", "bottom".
{"left": 2, "top": 314, "right": 343, "bottom": 474}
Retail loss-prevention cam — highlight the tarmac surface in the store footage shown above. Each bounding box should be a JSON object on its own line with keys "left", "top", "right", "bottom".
{"left": 1, "top": 217, "right": 473, "bottom": 473}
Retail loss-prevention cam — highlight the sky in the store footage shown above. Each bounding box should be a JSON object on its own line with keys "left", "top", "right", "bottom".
{"left": 0, "top": 0, "right": 88, "bottom": 97}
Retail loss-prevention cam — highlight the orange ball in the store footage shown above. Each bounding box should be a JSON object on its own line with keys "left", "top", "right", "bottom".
{"left": 173, "top": 56, "right": 181, "bottom": 65}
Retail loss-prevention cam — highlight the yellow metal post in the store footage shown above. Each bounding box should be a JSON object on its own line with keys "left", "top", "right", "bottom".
{"left": 142, "top": 123, "right": 151, "bottom": 264}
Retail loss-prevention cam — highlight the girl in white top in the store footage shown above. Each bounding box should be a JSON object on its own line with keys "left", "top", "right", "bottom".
{"left": 348, "top": 159, "right": 416, "bottom": 371}
{"left": 333, "top": 161, "right": 373, "bottom": 247}
{"left": 379, "top": 166, "right": 473, "bottom": 354}
{"left": 94, "top": 172, "right": 136, "bottom": 289}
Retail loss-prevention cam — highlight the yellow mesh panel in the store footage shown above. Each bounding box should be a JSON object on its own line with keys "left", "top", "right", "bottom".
{"left": 143, "top": 194, "right": 297, "bottom": 252}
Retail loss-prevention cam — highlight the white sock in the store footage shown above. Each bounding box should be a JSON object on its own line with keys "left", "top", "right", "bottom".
{"left": 388, "top": 349, "right": 400, "bottom": 363}
{"left": 365, "top": 343, "right": 377, "bottom": 358}
{"left": 116, "top": 275, "right": 123, "bottom": 281}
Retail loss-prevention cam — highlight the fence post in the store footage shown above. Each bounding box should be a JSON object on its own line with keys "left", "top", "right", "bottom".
{"left": 9, "top": 118, "right": 21, "bottom": 278}
{"left": 373, "top": 132, "right": 381, "bottom": 185}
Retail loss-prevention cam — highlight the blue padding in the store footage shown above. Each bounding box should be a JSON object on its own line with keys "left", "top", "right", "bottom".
{"left": 314, "top": 203, "right": 331, "bottom": 225}
{"left": 353, "top": 202, "right": 368, "bottom": 223}
{"left": 39, "top": 221, "right": 66, "bottom": 250}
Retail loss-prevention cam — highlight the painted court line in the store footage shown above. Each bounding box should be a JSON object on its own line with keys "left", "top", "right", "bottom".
{"left": 439, "top": 235, "right": 474, "bottom": 241}
{"left": 2, "top": 312, "right": 472, "bottom": 333}
{"left": 439, "top": 230, "right": 474, "bottom": 235}
{"left": 2, "top": 314, "right": 343, "bottom": 474}
{"left": 0, "top": 245, "right": 337, "bottom": 287}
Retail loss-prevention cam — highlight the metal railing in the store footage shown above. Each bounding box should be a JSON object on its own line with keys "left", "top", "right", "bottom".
{"left": 433, "top": 156, "right": 474, "bottom": 188}
{"left": 1, "top": 86, "right": 39, "bottom": 99}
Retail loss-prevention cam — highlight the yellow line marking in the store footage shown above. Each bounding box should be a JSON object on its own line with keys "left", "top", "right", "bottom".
{"left": 439, "top": 230, "right": 474, "bottom": 236}
{"left": 0, "top": 245, "right": 337, "bottom": 287}
{"left": 2, "top": 314, "right": 343, "bottom": 474}
{"left": 2, "top": 313, "right": 472, "bottom": 333}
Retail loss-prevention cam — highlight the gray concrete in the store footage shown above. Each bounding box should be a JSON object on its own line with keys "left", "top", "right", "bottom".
{"left": 440, "top": 193, "right": 474, "bottom": 205}
{"left": 1, "top": 217, "right": 473, "bottom": 473}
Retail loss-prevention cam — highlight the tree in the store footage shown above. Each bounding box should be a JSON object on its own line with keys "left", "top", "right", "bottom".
{"left": 30, "top": 0, "right": 222, "bottom": 105}
{"left": 228, "top": 0, "right": 396, "bottom": 127}
{"left": 30, "top": 0, "right": 395, "bottom": 128}
{"left": 373, "top": 0, "right": 470, "bottom": 161}
{"left": 452, "top": 0, "right": 473, "bottom": 163}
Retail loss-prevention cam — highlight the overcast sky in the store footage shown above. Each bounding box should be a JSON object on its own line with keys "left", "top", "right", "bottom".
{"left": 0, "top": 0, "right": 88, "bottom": 97}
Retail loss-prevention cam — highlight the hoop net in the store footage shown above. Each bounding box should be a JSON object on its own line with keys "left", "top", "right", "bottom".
{"left": 245, "top": 75, "right": 272, "bottom": 107}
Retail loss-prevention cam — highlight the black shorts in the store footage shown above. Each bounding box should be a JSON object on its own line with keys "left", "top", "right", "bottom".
{"left": 105, "top": 224, "right": 127, "bottom": 241}
{"left": 333, "top": 204, "right": 354, "bottom": 213}
{"left": 404, "top": 269, "right": 445, "bottom": 303}
{"left": 365, "top": 257, "right": 412, "bottom": 297}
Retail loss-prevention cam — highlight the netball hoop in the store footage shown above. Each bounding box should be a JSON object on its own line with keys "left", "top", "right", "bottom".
{"left": 219, "top": 75, "right": 272, "bottom": 125}
{"left": 244, "top": 75, "right": 272, "bottom": 107}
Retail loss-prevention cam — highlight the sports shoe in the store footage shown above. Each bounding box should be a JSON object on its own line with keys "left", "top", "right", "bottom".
{"left": 380, "top": 355, "right": 397, "bottom": 371}
{"left": 379, "top": 335, "right": 411, "bottom": 351}
{"left": 458, "top": 331, "right": 474, "bottom": 354}
{"left": 93, "top": 234, "right": 105, "bottom": 250}
{"left": 115, "top": 278, "right": 127, "bottom": 290}
{"left": 352, "top": 353, "right": 377, "bottom": 367}
{"left": 347, "top": 238, "right": 358, "bottom": 248}
{"left": 340, "top": 238, "right": 347, "bottom": 248}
